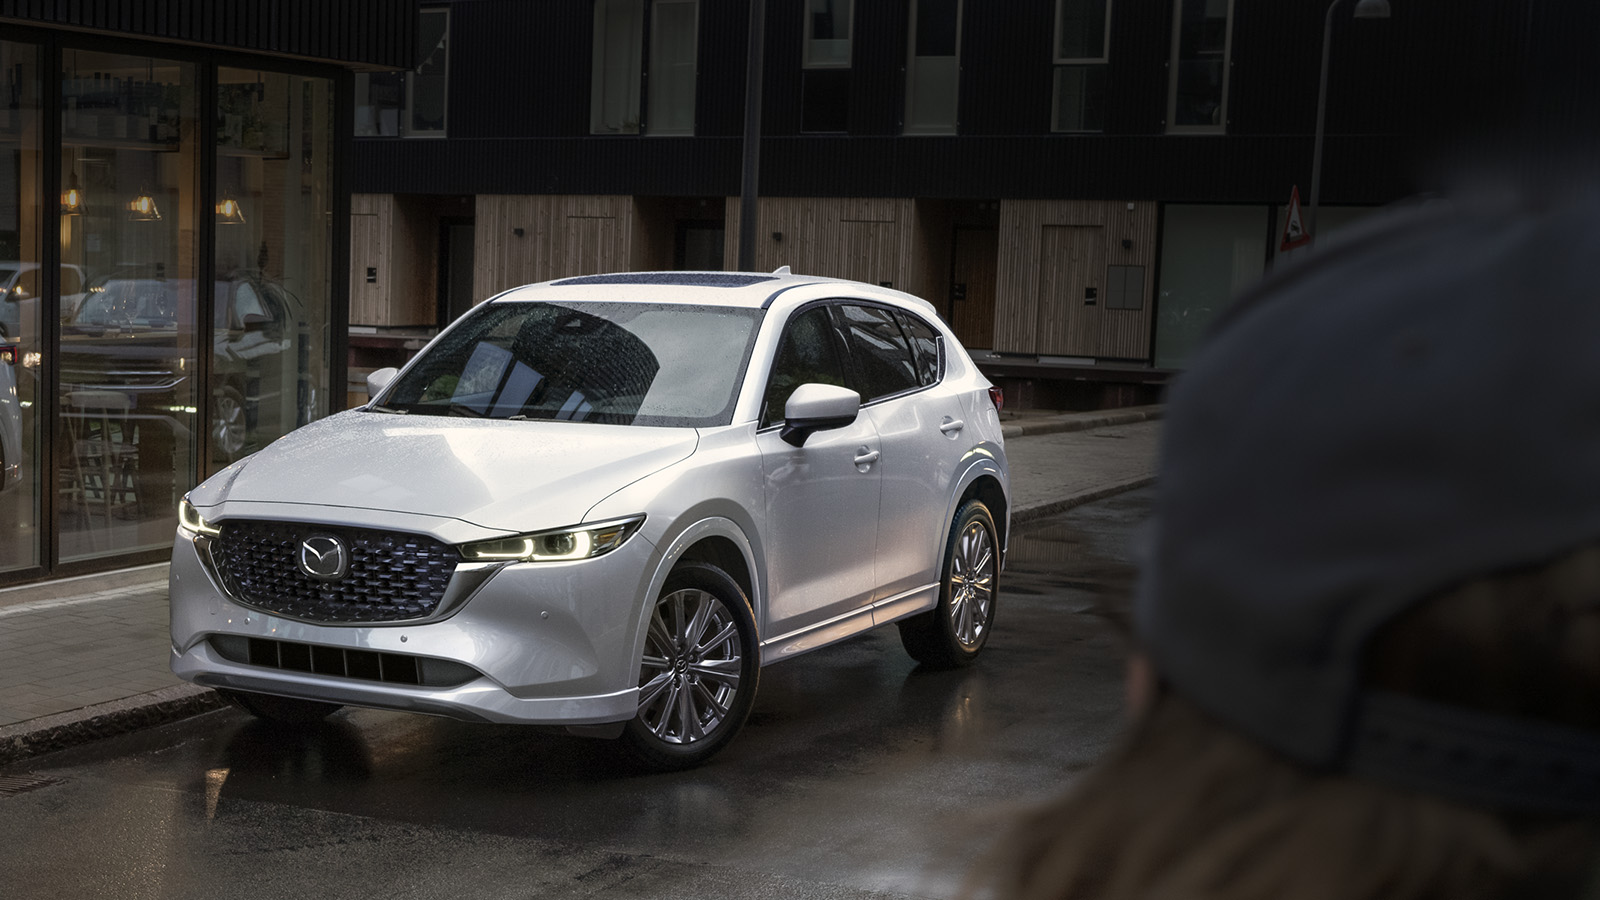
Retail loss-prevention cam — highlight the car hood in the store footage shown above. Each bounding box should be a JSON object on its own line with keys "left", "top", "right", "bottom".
{"left": 190, "top": 410, "right": 698, "bottom": 534}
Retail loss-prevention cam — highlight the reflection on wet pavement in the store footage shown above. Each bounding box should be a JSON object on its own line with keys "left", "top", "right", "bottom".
{"left": 3, "top": 488, "right": 1156, "bottom": 900}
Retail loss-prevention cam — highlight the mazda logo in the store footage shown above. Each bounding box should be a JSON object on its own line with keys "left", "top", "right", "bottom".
{"left": 298, "top": 535, "right": 348, "bottom": 581}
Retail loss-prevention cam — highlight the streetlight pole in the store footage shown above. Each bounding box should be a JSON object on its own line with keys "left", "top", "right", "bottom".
{"left": 737, "top": 0, "right": 767, "bottom": 272}
{"left": 1307, "top": 0, "right": 1390, "bottom": 245}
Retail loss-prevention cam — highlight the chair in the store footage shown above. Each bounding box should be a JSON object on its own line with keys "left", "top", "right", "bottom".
{"left": 62, "top": 390, "right": 139, "bottom": 541}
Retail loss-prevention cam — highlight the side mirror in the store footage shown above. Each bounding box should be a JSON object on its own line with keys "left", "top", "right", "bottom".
{"left": 366, "top": 367, "right": 398, "bottom": 401}
{"left": 780, "top": 383, "right": 861, "bottom": 447}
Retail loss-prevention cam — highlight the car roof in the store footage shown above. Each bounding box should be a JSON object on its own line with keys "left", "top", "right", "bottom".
{"left": 485, "top": 270, "right": 939, "bottom": 316}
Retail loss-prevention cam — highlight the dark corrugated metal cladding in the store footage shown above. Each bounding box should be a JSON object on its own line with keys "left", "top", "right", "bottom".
{"left": 0, "top": 0, "right": 418, "bottom": 68}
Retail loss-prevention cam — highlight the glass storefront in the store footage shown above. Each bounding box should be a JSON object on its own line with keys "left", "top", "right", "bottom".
{"left": 57, "top": 50, "right": 199, "bottom": 562}
{"left": 213, "top": 68, "right": 333, "bottom": 466}
{"left": 0, "top": 41, "right": 40, "bottom": 572}
{"left": 0, "top": 39, "right": 340, "bottom": 579}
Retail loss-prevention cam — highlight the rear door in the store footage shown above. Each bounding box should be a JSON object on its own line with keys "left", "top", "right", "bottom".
{"left": 835, "top": 304, "right": 968, "bottom": 604}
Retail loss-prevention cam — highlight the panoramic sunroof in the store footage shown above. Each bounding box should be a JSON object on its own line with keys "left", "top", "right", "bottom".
{"left": 553, "top": 273, "right": 779, "bottom": 288}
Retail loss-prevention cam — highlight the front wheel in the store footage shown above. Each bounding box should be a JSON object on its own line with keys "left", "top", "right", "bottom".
{"left": 621, "top": 563, "right": 759, "bottom": 770}
{"left": 898, "top": 499, "right": 999, "bottom": 668}
{"left": 212, "top": 386, "right": 248, "bottom": 463}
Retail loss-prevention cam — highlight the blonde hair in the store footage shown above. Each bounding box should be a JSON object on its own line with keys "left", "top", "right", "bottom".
{"left": 984, "top": 545, "right": 1600, "bottom": 900}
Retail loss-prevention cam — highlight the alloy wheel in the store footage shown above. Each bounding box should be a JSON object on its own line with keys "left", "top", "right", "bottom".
{"left": 948, "top": 519, "right": 995, "bottom": 649}
{"left": 636, "top": 587, "right": 744, "bottom": 745}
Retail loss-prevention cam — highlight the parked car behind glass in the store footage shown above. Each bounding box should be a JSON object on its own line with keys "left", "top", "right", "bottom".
{"left": 170, "top": 271, "right": 1010, "bottom": 768}
{"left": 62, "top": 267, "right": 312, "bottom": 462}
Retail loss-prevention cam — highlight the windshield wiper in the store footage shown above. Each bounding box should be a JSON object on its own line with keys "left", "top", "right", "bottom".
{"left": 364, "top": 403, "right": 408, "bottom": 414}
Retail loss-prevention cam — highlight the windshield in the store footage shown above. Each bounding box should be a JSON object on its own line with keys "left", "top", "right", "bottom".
{"left": 383, "top": 301, "right": 764, "bottom": 427}
{"left": 74, "top": 279, "right": 179, "bottom": 327}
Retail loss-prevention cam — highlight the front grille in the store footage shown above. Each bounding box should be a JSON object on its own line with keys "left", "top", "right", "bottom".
{"left": 210, "top": 520, "right": 460, "bottom": 623}
{"left": 209, "top": 635, "right": 480, "bottom": 687}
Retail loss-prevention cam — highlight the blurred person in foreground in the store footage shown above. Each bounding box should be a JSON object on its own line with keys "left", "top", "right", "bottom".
{"left": 987, "top": 191, "right": 1600, "bottom": 900}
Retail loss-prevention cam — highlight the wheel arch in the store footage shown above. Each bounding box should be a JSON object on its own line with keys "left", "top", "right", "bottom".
{"left": 627, "top": 517, "right": 763, "bottom": 678}
{"left": 950, "top": 463, "right": 1010, "bottom": 562}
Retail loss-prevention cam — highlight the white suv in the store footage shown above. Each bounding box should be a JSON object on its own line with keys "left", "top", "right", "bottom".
{"left": 170, "top": 271, "right": 1009, "bottom": 768}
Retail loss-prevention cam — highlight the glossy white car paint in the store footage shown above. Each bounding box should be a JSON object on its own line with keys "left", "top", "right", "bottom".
{"left": 170, "top": 271, "right": 1009, "bottom": 748}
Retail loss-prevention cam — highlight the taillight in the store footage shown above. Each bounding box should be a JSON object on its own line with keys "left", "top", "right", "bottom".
{"left": 987, "top": 386, "right": 1004, "bottom": 412}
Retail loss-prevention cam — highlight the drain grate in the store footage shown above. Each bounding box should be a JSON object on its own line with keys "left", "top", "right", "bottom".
{"left": 0, "top": 774, "right": 64, "bottom": 796}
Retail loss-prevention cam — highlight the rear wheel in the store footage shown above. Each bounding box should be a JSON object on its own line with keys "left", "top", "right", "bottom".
{"left": 220, "top": 689, "right": 342, "bottom": 725}
{"left": 621, "top": 563, "right": 759, "bottom": 770}
{"left": 899, "top": 499, "right": 998, "bottom": 668}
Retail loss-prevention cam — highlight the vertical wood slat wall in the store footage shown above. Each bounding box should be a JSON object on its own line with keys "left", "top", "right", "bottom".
{"left": 349, "top": 193, "right": 435, "bottom": 327}
{"left": 723, "top": 197, "right": 942, "bottom": 298}
{"left": 994, "top": 200, "right": 1158, "bottom": 361}
{"left": 472, "top": 195, "right": 638, "bottom": 299}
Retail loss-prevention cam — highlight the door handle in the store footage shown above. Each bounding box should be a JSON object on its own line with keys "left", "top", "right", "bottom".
{"left": 854, "top": 448, "right": 881, "bottom": 466}
{"left": 939, "top": 417, "right": 965, "bottom": 434}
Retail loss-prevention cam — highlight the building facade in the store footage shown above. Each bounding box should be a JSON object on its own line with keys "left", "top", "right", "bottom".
{"left": 348, "top": 0, "right": 1586, "bottom": 409}
{"left": 0, "top": 0, "right": 415, "bottom": 584}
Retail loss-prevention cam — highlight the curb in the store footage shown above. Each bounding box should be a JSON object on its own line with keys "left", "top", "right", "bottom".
{"left": 1012, "top": 474, "right": 1157, "bottom": 525}
{"left": 1000, "top": 405, "right": 1163, "bottom": 439}
{"left": 0, "top": 683, "right": 225, "bottom": 767}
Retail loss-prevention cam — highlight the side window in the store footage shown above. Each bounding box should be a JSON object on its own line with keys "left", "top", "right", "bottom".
{"left": 837, "top": 304, "right": 919, "bottom": 402}
{"left": 898, "top": 311, "right": 943, "bottom": 386}
{"left": 761, "top": 305, "right": 849, "bottom": 428}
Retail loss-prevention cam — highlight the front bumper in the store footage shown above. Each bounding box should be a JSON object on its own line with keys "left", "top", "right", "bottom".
{"left": 169, "top": 524, "right": 659, "bottom": 726}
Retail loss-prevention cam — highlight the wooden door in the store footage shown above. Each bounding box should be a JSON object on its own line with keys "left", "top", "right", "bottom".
{"left": 1036, "top": 225, "right": 1103, "bottom": 356}
{"left": 949, "top": 227, "right": 997, "bottom": 349}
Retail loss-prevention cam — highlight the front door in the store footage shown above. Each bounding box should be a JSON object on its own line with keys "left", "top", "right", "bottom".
{"left": 755, "top": 304, "right": 882, "bottom": 642}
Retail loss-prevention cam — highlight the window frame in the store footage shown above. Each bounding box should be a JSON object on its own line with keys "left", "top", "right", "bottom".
{"left": 758, "top": 301, "right": 854, "bottom": 430}
{"left": 1053, "top": 0, "right": 1112, "bottom": 65}
{"left": 1051, "top": 0, "right": 1112, "bottom": 133}
{"left": 590, "top": 0, "right": 700, "bottom": 136}
{"left": 355, "top": 5, "right": 449, "bottom": 138}
{"left": 1164, "top": 0, "right": 1235, "bottom": 135}
{"left": 803, "top": 0, "right": 856, "bottom": 69}
{"left": 831, "top": 302, "right": 928, "bottom": 406}
{"left": 903, "top": 0, "right": 963, "bottom": 135}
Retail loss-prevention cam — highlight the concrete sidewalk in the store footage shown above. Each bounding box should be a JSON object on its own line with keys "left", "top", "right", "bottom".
{"left": 0, "top": 407, "right": 1161, "bottom": 765}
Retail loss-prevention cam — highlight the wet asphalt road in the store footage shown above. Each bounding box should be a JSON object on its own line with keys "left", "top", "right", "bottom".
{"left": 2, "top": 488, "right": 1152, "bottom": 900}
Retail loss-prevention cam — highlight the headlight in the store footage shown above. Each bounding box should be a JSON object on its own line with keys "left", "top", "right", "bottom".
{"left": 459, "top": 516, "right": 644, "bottom": 563}
{"left": 178, "top": 498, "right": 221, "bottom": 536}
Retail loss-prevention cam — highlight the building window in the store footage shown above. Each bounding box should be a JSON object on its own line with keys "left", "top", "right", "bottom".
{"left": 804, "top": 0, "right": 854, "bottom": 68}
{"left": 1153, "top": 205, "right": 1267, "bottom": 369}
{"left": 1166, "top": 0, "right": 1232, "bottom": 133}
{"left": 905, "top": 0, "right": 961, "bottom": 134}
{"left": 1052, "top": 0, "right": 1110, "bottom": 132}
{"left": 592, "top": 0, "right": 699, "bottom": 135}
{"left": 802, "top": 0, "right": 854, "bottom": 132}
{"left": 356, "top": 6, "right": 449, "bottom": 137}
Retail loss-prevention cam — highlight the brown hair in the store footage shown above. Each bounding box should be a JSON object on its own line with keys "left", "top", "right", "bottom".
{"left": 983, "top": 544, "right": 1600, "bottom": 900}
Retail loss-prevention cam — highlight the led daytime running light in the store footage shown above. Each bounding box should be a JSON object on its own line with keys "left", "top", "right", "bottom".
{"left": 178, "top": 499, "right": 221, "bottom": 536}
{"left": 461, "top": 517, "right": 643, "bottom": 563}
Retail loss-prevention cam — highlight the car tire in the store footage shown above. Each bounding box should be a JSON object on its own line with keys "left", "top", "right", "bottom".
{"left": 212, "top": 386, "right": 248, "bottom": 463}
{"left": 898, "top": 498, "right": 998, "bottom": 669}
{"left": 621, "top": 562, "right": 760, "bottom": 770}
{"left": 220, "top": 689, "right": 342, "bottom": 725}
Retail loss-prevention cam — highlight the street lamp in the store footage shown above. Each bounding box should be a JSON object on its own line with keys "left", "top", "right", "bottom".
{"left": 1307, "top": 0, "right": 1390, "bottom": 245}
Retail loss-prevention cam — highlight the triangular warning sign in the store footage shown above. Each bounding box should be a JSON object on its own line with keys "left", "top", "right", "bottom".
{"left": 1280, "top": 185, "right": 1311, "bottom": 251}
